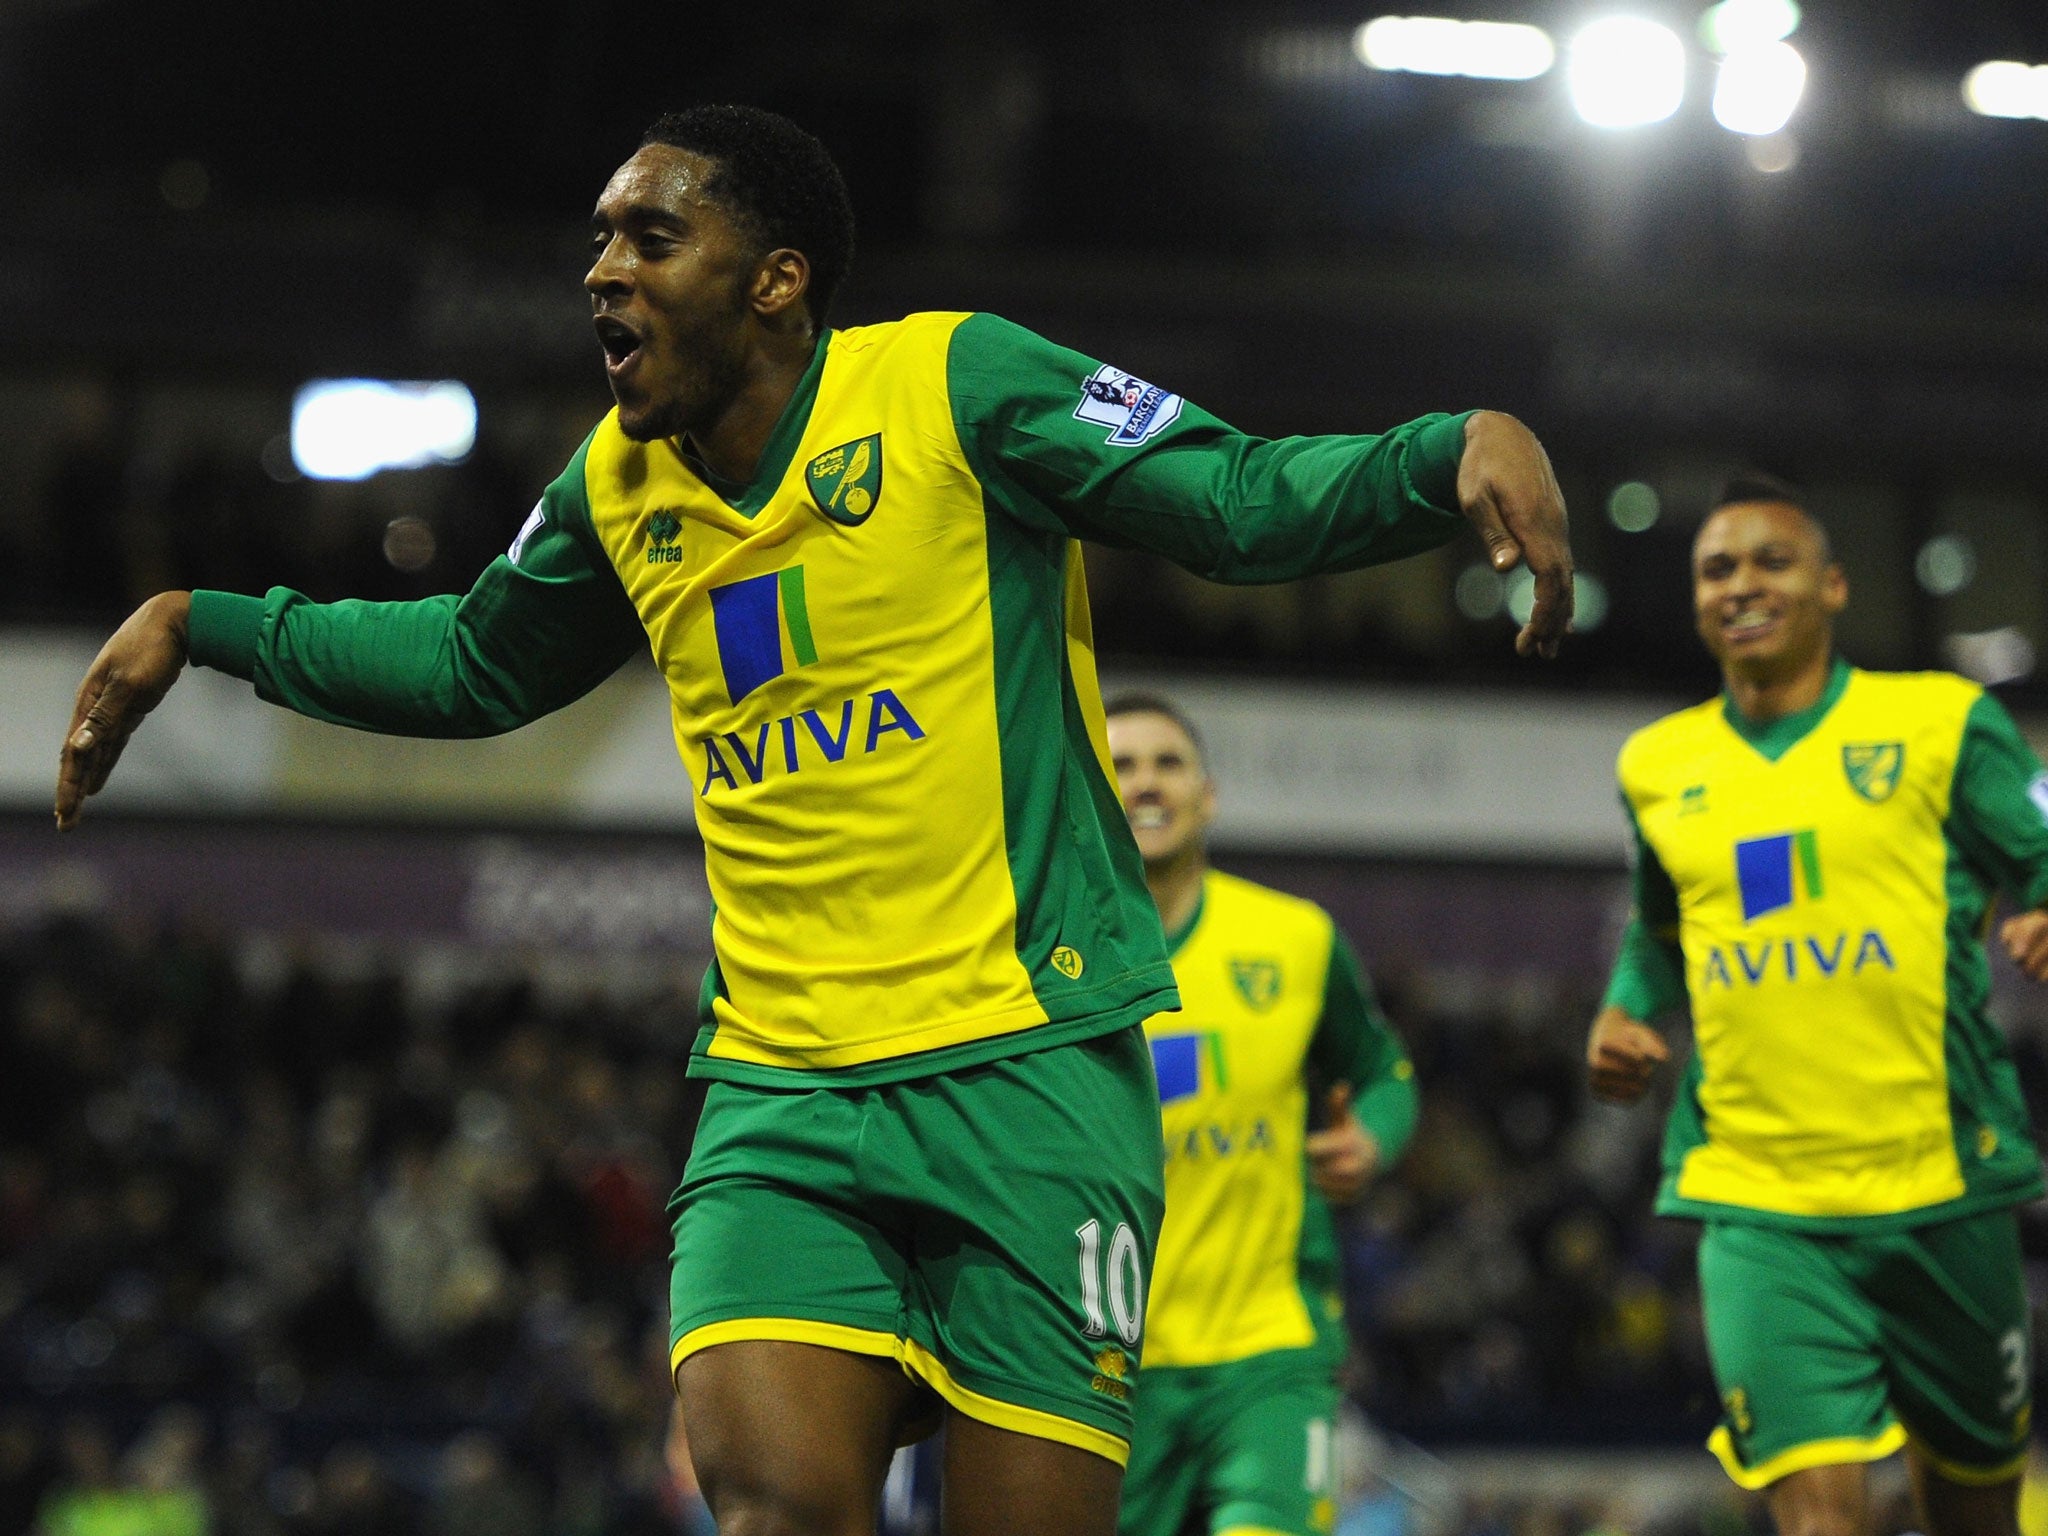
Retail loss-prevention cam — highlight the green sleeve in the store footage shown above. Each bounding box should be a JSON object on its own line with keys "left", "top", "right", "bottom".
{"left": 186, "top": 433, "right": 645, "bottom": 737}
{"left": 1601, "top": 796, "right": 1688, "bottom": 1019}
{"left": 1947, "top": 692, "right": 2048, "bottom": 910}
{"left": 945, "top": 312, "right": 1469, "bottom": 582}
{"left": 1306, "top": 931, "right": 1418, "bottom": 1166}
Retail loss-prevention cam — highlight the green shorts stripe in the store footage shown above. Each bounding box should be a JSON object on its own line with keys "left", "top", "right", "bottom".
{"left": 667, "top": 1026, "right": 1166, "bottom": 1463}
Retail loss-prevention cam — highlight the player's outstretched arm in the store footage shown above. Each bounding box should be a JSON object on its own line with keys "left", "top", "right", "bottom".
{"left": 946, "top": 315, "right": 1575, "bottom": 656}
{"left": 56, "top": 591, "right": 192, "bottom": 830}
{"left": 1586, "top": 1005, "right": 1670, "bottom": 1104}
{"left": 1457, "top": 411, "right": 1572, "bottom": 659}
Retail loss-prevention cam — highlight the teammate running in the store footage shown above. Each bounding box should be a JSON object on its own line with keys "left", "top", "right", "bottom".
{"left": 57, "top": 105, "right": 1573, "bottom": 1536}
{"left": 1590, "top": 477, "right": 2048, "bottom": 1536}
{"left": 1107, "top": 693, "right": 1414, "bottom": 1536}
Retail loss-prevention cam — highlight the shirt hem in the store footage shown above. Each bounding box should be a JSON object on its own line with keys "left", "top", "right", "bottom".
{"left": 1654, "top": 1177, "right": 2043, "bottom": 1234}
{"left": 685, "top": 973, "right": 1177, "bottom": 1087}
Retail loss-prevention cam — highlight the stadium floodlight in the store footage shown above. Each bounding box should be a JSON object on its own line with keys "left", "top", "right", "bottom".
{"left": 1567, "top": 17, "right": 1686, "bottom": 128}
{"left": 1698, "top": 0, "right": 1799, "bottom": 56}
{"left": 291, "top": 380, "right": 479, "bottom": 481}
{"left": 1963, "top": 61, "right": 2048, "bottom": 121}
{"left": 1712, "top": 42, "right": 1806, "bottom": 135}
{"left": 1354, "top": 17, "right": 1556, "bottom": 80}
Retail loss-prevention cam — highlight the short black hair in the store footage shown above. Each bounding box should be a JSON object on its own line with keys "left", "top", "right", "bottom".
{"left": 1708, "top": 471, "right": 1833, "bottom": 563}
{"left": 1103, "top": 691, "right": 1207, "bottom": 768}
{"left": 1713, "top": 470, "right": 1806, "bottom": 513}
{"left": 639, "top": 105, "right": 856, "bottom": 327}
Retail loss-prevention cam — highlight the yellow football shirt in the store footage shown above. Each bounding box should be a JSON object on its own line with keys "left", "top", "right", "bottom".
{"left": 188, "top": 313, "right": 1474, "bottom": 1086}
{"left": 1609, "top": 662, "right": 2048, "bottom": 1227}
{"left": 1142, "top": 870, "right": 1415, "bottom": 1369}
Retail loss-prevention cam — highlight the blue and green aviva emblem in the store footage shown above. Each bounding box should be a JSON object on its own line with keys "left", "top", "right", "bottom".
{"left": 1843, "top": 741, "right": 1904, "bottom": 803}
{"left": 805, "top": 434, "right": 883, "bottom": 526}
{"left": 1735, "top": 829, "right": 1823, "bottom": 921}
{"left": 1151, "top": 1031, "right": 1227, "bottom": 1105}
{"left": 709, "top": 565, "right": 819, "bottom": 705}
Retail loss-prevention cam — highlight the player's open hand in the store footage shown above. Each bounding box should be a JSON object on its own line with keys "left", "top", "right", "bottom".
{"left": 1456, "top": 411, "right": 1573, "bottom": 659}
{"left": 1306, "top": 1083, "right": 1380, "bottom": 1205}
{"left": 2000, "top": 909, "right": 2048, "bottom": 983}
{"left": 1586, "top": 1005, "right": 1669, "bottom": 1104}
{"left": 55, "top": 592, "right": 193, "bottom": 831}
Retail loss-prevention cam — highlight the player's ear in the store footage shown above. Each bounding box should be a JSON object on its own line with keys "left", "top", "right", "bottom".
{"left": 1821, "top": 562, "right": 1848, "bottom": 615}
{"left": 752, "top": 248, "right": 811, "bottom": 322}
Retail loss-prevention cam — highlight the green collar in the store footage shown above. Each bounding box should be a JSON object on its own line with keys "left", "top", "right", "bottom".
{"left": 1722, "top": 657, "right": 1852, "bottom": 763}
{"left": 1162, "top": 878, "right": 1208, "bottom": 958}
{"left": 681, "top": 331, "right": 832, "bottom": 517}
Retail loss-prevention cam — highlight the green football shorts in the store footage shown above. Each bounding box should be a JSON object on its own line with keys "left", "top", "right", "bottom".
{"left": 1697, "top": 1210, "right": 2031, "bottom": 1490}
{"left": 1120, "top": 1347, "right": 1341, "bottom": 1536}
{"left": 667, "top": 1025, "right": 1166, "bottom": 1466}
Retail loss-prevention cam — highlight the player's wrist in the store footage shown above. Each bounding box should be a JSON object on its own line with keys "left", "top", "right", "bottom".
{"left": 145, "top": 591, "right": 194, "bottom": 660}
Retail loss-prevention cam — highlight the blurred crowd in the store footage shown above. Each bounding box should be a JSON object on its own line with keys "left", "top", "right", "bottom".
{"left": 0, "top": 912, "right": 702, "bottom": 1536}
{"left": 4, "top": 909, "right": 2048, "bottom": 1535}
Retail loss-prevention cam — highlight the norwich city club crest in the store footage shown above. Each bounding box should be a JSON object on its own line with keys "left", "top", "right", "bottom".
{"left": 1842, "top": 742, "right": 1904, "bottom": 803}
{"left": 1229, "top": 958, "right": 1281, "bottom": 1011}
{"left": 805, "top": 434, "right": 883, "bottom": 526}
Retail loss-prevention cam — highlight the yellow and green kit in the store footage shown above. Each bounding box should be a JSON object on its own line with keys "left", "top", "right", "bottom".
{"left": 186, "top": 311, "right": 1472, "bottom": 1460}
{"left": 1605, "top": 660, "right": 2048, "bottom": 1487}
{"left": 1122, "top": 870, "right": 1416, "bottom": 1536}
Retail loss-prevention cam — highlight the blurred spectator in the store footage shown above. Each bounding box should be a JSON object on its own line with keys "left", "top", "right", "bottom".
{"left": 424, "top": 1433, "right": 542, "bottom": 1536}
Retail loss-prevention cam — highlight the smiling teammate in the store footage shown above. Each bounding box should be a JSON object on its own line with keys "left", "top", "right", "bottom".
{"left": 57, "top": 106, "right": 1573, "bottom": 1536}
{"left": 1106, "top": 694, "right": 1414, "bottom": 1536}
{"left": 1590, "top": 476, "right": 2048, "bottom": 1536}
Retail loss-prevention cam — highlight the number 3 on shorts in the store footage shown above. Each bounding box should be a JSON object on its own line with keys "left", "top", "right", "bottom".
{"left": 1999, "top": 1326, "right": 2028, "bottom": 1415}
{"left": 1077, "top": 1218, "right": 1144, "bottom": 1346}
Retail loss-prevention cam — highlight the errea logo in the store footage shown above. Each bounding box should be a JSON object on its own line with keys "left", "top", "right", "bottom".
{"left": 1089, "top": 1347, "right": 1130, "bottom": 1401}
{"left": 647, "top": 509, "right": 683, "bottom": 564}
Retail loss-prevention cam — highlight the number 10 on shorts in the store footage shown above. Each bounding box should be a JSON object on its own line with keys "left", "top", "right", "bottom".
{"left": 1076, "top": 1219, "right": 1144, "bottom": 1346}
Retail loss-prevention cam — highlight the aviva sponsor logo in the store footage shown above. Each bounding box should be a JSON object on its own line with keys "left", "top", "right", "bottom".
{"left": 1150, "top": 1031, "right": 1226, "bottom": 1105}
{"left": 1152, "top": 1030, "right": 1275, "bottom": 1162}
{"left": 699, "top": 690, "right": 925, "bottom": 795}
{"left": 1735, "top": 829, "right": 1823, "bottom": 921}
{"left": 1712, "top": 827, "right": 1893, "bottom": 989}
{"left": 1698, "top": 931, "right": 1895, "bottom": 990}
{"left": 710, "top": 566, "right": 820, "bottom": 705}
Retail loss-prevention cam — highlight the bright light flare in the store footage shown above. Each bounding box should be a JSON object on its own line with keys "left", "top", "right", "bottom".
{"left": 1355, "top": 16, "right": 1556, "bottom": 80}
{"left": 291, "top": 380, "right": 478, "bottom": 481}
{"left": 1567, "top": 17, "right": 1686, "bottom": 128}
{"left": 1699, "top": 0, "right": 1800, "bottom": 55}
{"left": 1963, "top": 61, "right": 2048, "bottom": 121}
{"left": 1713, "top": 42, "right": 1807, "bottom": 135}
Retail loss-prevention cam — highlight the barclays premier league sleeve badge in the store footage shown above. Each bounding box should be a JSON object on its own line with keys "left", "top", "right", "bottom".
{"left": 1074, "top": 365, "right": 1183, "bottom": 446}
{"left": 508, "top": 500, "right": 545, "bottom": 566}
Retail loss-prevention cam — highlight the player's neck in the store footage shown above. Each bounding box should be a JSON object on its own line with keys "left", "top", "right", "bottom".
{"left": 1723, "top": 647, "right": 1834, "bottom": 724}
{"left": 686, "top": 330, "right": 818, "bottom": 484}
{"left": 1147, "top": 851, "right": 1207, "bottom": 940}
